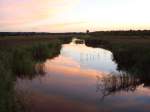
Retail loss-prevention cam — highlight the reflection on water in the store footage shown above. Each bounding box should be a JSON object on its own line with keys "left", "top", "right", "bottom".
{"left": 96, "top": 73, "right": 141, "bottom": 100}
{"left": 16, "top": 38, "right": 150, "bottom": 112}
{"left": 61, "top": 39, "right": 118, "bottom": 73}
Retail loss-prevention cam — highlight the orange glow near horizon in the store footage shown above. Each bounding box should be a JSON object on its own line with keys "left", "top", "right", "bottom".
{"left": 1, "top": 0, "right": 150, "bottom": 32}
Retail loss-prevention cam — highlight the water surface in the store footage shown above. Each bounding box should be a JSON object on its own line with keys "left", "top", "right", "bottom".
{"left": 16, "top": 39, "right": 150, "bottom": 112}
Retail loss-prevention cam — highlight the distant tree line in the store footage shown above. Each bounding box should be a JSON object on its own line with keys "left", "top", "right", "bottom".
{"left": 90, "top": 30, "right": 150, "bottom": 36}
{"left": 0, "top": 32, "right": 84, "bottom": 36}
{"left": 1, "top": 30, "right": 150, "bottom": 36}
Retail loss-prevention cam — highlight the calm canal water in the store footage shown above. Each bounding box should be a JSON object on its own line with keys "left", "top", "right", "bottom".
{"left": 16, "top": 39, "right": 150, "bottom": 112}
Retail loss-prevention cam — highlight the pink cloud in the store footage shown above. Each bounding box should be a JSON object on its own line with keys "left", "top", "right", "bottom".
{"left": 0, "top": 0, "right": 79, "bottom": 31}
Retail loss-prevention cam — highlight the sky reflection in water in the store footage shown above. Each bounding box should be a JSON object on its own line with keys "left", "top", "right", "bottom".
{"left": 16, "top": 40, "right": 150, "bottom": 112}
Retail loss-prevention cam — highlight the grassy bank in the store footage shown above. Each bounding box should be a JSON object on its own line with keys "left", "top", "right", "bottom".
{"left": 0, "top": 37, "right": 66, "bottom": 112}
{"left": 0, "top": 33, "right": 150, "bottom": 111}
{"left": 79, "top": 34, "right": 150, "bottom": 87}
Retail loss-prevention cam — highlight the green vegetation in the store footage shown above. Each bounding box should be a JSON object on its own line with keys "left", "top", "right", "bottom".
{"left": 0, "top": 32, "right": 150, "bottom": 111}
{"left": 83, "top": 34, "right": 150, "bottom": 75}
{"left": 85, "top": 32, "right": 150, "bottom": 99}
{"left": 0, "top": 38, "right": 64, "bottom": 112}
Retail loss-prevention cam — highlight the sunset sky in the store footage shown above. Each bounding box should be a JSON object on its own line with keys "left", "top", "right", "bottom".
{"left": 1, "top": 0, "right": 150, "bottom": 32}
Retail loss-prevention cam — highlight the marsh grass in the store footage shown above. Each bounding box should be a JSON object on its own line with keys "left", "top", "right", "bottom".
{"left": 0, "top": 38, "right": 63, "bottom": 112}
{"left": 79, "top": 35, "right": 150, "bottom": 87}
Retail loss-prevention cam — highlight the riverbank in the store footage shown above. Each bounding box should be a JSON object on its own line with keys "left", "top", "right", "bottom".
{"left": 0, "top": 37, "right": 67, "bottom": 112}
{"left": 0, "top": 33, "right": 150, "bottom": 112}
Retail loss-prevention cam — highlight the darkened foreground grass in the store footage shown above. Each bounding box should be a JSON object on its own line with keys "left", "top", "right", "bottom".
{"left": 0, "top": 38, "right": 66, "bottom": 112}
